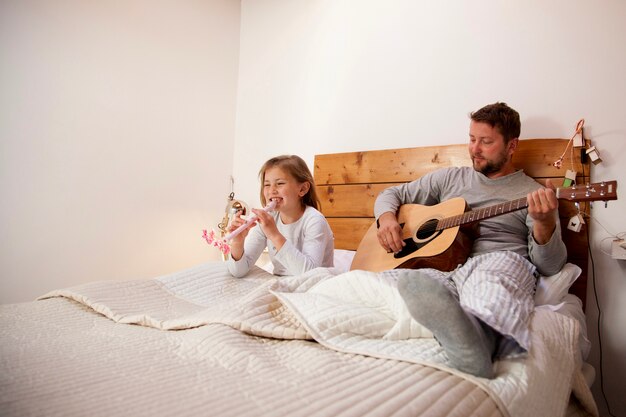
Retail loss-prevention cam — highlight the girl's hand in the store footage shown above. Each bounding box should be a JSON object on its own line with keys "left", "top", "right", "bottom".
{"left": 228, "top": 212, "right": 256, "bottom": 260}
{"left": 252, "top": 208, "right": 286, "bottom": 251}
{"left": 251, "top": 208, "right": 277, "bottom": 236}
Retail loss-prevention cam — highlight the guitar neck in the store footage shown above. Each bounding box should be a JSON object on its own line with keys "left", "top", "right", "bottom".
{"left": 436, "top": 180, "right": 618, "bottom": 231}
{"left": 438, "top": 197, "right": 528, "bottom": 230}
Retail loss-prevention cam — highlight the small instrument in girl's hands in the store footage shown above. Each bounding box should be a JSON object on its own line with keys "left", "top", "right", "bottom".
{"left": 202, "top": 200, "right": 277, "bottom": 255}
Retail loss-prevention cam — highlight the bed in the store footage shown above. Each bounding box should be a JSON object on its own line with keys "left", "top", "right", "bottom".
{"left": 0, "top": 139, "right": 601, "bottom": 417}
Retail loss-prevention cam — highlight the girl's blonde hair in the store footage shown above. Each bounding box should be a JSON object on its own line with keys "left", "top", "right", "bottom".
{"left": 258, "top": 155, "right": 321, "bottom": 210}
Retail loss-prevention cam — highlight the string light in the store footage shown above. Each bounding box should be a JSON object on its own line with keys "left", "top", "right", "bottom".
{"left": 553, "top": 119, "right": 585, "bottom": 169}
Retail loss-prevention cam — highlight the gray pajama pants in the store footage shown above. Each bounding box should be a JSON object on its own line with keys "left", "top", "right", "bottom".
{"left": 417, "top": 251, "right": 537, "bottom": 357}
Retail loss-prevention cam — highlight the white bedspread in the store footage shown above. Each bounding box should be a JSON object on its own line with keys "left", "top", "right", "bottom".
{"left": 37, "top": 262, "right": 598, "bottom": 417}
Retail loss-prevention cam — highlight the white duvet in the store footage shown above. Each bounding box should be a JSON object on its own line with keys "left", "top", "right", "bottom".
{"left": 39, "top": 262, "right": 598, "bottom": 417}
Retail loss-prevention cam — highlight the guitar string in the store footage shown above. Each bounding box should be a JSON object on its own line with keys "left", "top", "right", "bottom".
{"left": 422, "top": 183, "right": 609, "bottom": 234}
{"left": 420, "top": 197, "right": 530, "bottom": 233}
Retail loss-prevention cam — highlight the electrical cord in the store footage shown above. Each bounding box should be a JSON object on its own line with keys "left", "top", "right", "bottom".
{"left": 583, "top": 155, "right": 617, "bottom": 417}
{"left": 588, "top": 220, "right": 624, "bottom": 257}
{"left": 597, "top": 232, "right": 626, "bottom": 257}
{"left": 587, "top": 225, "right": 617, "bottom": 417}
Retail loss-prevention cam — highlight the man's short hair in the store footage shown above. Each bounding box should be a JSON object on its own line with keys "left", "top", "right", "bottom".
{"left": 470, "top": 102, "right": 520, "bottom": 143}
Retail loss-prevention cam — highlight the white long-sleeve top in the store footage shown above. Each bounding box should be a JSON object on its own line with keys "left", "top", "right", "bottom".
{"left": 227, "top": 206, "right": 334, "bottom": 278}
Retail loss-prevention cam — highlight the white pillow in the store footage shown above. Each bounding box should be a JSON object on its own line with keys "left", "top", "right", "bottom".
{"left": 556, "top": 293, "right": 592, "bottom": 360}
{"left": 534, "top": 263, "right": 581, "bottom": 306}
{"left": 333, "top": 249, "right": 356, "bottom": 274}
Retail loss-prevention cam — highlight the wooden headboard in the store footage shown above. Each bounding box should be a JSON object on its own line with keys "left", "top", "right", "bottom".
{"left": 313, "top": 139, "right": 591, "bottom": 307}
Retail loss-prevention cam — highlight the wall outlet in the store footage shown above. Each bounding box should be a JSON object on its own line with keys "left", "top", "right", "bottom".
{"left": 611, "top": 239, "right": 626, "bottom": 260}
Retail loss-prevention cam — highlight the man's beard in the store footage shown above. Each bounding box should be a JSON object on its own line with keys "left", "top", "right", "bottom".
{"left": 472, "top": 150, "right": 509, "bottom": 176}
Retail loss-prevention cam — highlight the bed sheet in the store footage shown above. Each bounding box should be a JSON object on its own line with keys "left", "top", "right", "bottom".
{"left": 1, "top": 262, "right": 598, "bottom": 417}
{"left": 2, "top": 297, "right": 508, "bottom": 417}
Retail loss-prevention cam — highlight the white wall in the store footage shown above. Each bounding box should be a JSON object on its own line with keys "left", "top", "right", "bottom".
{"left": 234, "top": 1, "right": 626, "bottom": 416}
{"left": 2, "top": 0, "right": 624, "bottom": 414}
{"left": 0, "top": 0, "right": 240, "bottom": 303}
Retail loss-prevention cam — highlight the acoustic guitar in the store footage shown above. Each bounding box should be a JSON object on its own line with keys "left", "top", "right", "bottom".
{"left": 350, "top": 181, "right": 618, "bottom": 272}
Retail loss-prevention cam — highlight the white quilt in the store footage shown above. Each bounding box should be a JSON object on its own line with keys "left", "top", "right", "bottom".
{"left": 38, "top": 262, "right": 598, "bottom": 417}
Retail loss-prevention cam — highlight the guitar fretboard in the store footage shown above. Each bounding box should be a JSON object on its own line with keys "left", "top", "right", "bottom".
{"left": 437, "top": 197, "right": 528, "bottom": 230}
{"left": 423, "top": 181, "right": 616, "bottom": 233}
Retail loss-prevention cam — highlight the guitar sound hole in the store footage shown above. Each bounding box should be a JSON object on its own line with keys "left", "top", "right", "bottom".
{"left": 415, "top": 219, "right": 439, "bottom": 241}
{"left": 394, "top": 219, "right": 442, "bottom": 259}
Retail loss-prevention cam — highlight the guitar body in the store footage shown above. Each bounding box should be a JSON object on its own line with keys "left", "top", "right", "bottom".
{"left": 349, "top": 180, "right": 617, "bottom": 273}
{"left": 350, "top": 198, "right": 472, "bottom": 272}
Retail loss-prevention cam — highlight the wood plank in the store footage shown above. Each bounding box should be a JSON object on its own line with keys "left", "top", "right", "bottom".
{"left": 328, "top": 218, "right": 373, "bottom": 250}
{"left": 514, "top": 139, "right": 588, "bottom": 178}
{"left": 314, "top": 139, "right": 590, "bottom": 185}
{"left": 318, "top": 183, "right": 401, "bottom": 217}
{"left": 314, "top": 145, "right": 471, "bottom": 185}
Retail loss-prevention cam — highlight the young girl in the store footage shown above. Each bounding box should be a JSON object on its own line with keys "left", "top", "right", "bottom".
{"left": 226, "top": 155, "right": 334, "bottom": 277}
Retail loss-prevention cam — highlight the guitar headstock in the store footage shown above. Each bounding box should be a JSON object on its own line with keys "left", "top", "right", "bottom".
{"left": 556, "top": 180, "right": 618, "bottom": 202}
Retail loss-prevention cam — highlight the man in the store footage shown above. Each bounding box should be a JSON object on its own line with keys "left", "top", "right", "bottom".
{"left": 375, "top": 102, "right": 567, "bottom": 378}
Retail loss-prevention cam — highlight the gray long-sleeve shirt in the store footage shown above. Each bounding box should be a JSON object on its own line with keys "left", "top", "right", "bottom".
{"left": 374, "top": 167, "right": 567, "bottom": 276}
